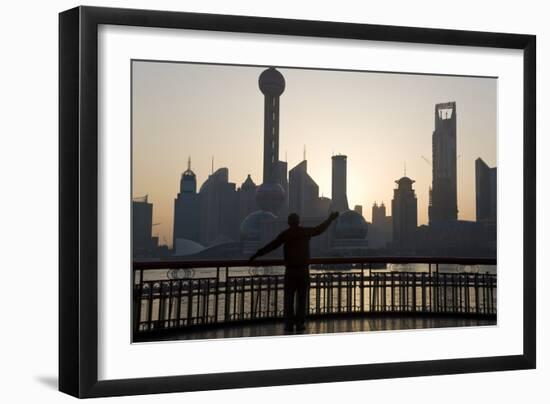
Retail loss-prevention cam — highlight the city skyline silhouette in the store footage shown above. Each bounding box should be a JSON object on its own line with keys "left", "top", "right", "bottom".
{"left": 132, "top": 61, "right": 497, "bottom": 248}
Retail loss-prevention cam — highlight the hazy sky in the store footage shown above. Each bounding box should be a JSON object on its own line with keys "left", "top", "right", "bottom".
{"left": 132, "top": 61, "right": 497, "bottom": 246}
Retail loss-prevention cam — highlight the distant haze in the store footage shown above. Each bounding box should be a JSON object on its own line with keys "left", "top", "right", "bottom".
{"left": 132, "top": 61, "right": 497, "bottom": 247}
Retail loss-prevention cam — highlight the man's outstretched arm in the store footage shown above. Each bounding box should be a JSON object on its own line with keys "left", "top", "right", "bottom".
{"left": 307, "top": 211, "right": 339, "bottom": 237}
{"left": 249, "top": 232, "right": 285, "bottom": 262}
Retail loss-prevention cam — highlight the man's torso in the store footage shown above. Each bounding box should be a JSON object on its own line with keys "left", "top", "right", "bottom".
{"left": 281, "top": 227, "right": 312, "bottom": 267}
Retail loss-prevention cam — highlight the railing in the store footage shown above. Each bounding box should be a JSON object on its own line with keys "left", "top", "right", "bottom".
{"left": 133, "top": 257, "right": 496, "bottom": 335}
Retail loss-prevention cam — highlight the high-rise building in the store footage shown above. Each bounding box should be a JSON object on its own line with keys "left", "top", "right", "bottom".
{"left": 198, "top": 167, "right": 239, "bottom": 246}
{"left": 475, "top": 158, "right": 497, "bottom": 223}
{"left": 372, "top": 202, "right": 386, "bottom": 225}
{"left": 354, "top": 205, "right": 363, "bottom": 216}
{"left": 173, "top": 158, "right": 200, "bottom": 246}
{"left": 317, "top": 196, "right": 331, "bottom": 216}
{"left": 392, "top": 177, "right": 418, "bottom": 247}
{"left": 132, "top": 195, "right": 154, "bottom": 257}
{"left": 273, "top": 160, "right": 289, "bottom": 215}
{"left": 238, "top": 174, "right": 257, "bottom": 224}
{"left": 289, "top": 160, "right": 320, "bottom": 218}
{"left": 331, "top": 154, "right": 349, "bottom": 212}
{"left": 327, "top": 154, "right": 368, "bottom": 253}
{"left": 369, "top": 202, "right": 393, "bottom": 249}
{"left": 429, "top": 102, "right": 458, "bottom": 224}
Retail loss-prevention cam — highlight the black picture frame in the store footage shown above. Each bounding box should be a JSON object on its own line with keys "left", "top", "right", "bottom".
{"left": 59, "top": 5, "right": 536, "bottom": 398}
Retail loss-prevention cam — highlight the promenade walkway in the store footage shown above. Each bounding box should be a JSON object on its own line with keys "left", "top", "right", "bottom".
{"left": 134, "top": 314, "right": 496, "bottom": 342}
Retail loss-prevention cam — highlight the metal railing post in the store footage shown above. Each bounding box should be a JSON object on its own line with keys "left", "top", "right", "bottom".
{"left": 224, "top": 266, "right": 230, "bottom": 322}
{"left": 360, "top": 264, "right": 365, "bottom": 313}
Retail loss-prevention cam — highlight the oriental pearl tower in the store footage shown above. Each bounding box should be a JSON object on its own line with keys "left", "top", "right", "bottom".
{"left": 255, "top": 67, "right": 286, "bottom": 214}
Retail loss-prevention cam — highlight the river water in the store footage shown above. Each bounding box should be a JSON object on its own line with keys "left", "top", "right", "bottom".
{"left": 140, "top": 263, "right": 496, "bottom": 282}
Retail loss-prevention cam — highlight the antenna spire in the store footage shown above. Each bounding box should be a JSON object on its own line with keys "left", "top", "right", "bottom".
{"left": 211, "top": 156, "right": 214, "bottom": 174}
{"left": 187, "top": 156, "right": 191, "bottom": 171}
{"left": 303, "top": 145, "right": 306, "bottom": 161}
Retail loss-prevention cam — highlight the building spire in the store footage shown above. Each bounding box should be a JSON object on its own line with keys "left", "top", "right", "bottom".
{"left": 187, "top": 156, "right": 191, "bottom": 171}
{"left": 211, "top": 156, "right": 214, "bottom": 174}
{"left": 303, "top": 145, "right": 306, "bottom": 162}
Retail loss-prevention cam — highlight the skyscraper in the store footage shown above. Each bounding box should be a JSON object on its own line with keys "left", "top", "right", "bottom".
{"left": 289, "top": 160, "right": 327, "bottom": 218}
{"left": 198, "top": 167, "right": 239, "bottom": 245}
{"left": 392, "top": 176, "right": 418, "bottom": 247}
{"left": 238, "top": 174, "right": 258, "bottom": 224}
{"left": 173, "top": 158, "right": 200, "bottom": 246}
{"left": 133, "top": 195, "right": 154, "bottom": 257}
{"left": 370, "top": 202, "right": 392, "bottom": 249}
{"left": 372, "top": 202, "right": 386, "bottom": 225}
{"left": 331, "top": 154, "right": 349, "bottom": 212}
{"left": 475, "top": 158, "right": 497, "bottom": 223}
{"left": 429, "top": 102, "right": 458, "bottom": 225}
{"left": 273, "top": 160, "right": 289, "bottom": 215}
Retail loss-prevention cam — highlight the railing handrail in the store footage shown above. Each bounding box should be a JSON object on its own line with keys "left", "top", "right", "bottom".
{"left": 133, "top": 256, "right": 497, "bottom": 270}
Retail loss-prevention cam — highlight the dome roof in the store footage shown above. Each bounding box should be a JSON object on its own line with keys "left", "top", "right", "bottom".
{"left": 255, "top": 182, "right": 285, "bottom": 213}
{"left": 173, "top": 238, "right": 204, "bottom": 256}
{"left": 210, "top": 234, "right": 235, "bottom": 246}
{"left": 395, "top": 176, "right": 415, "bottom": 189}
{"left": 259, "top": 68, "right": 285, "bottom": 96}
{"left": 333, "top": 210, "right": 368, "bottom": 239}
{"left": 182, "top": 168, "right": 196, "bottom": 177}
{"left": 240, "top": 210, "right": 277, "bottom": 241}
{"left": 182, "top": 157, "right": 196, "bottom": 177}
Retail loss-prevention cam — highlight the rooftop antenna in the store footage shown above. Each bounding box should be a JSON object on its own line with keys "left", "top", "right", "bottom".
{"left": 211, "top": 156, "right": 214, "bottom": 174}
{"left": 303, "top": 145, "right": 306, "bottom": 161}
{"left": 404, "top": 162, "right": 407, "bottom": 177}
{"left": 187, "top": 156, "right": 191, "bottom": 171}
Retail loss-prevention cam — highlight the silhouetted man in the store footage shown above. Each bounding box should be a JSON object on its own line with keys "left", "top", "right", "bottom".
{"left": 249, "top": 211, "right": 339, "bottom": 332}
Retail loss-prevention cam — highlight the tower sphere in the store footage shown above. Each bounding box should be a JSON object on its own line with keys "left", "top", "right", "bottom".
{"left": 240, "top": 210, "right": 277, "bottom": 241}
{"left": 255, "top": 182, "right": 285, "bottom": 213}
{"left": 333, "top": 210, "right": 368, "bottom": 240}
{"left": 259, "top": 68, "right": 285, "bottom": 96}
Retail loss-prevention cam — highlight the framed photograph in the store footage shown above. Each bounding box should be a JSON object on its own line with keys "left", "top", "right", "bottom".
{"left": 59, "top": 6, "right": 536, "bottom": 398}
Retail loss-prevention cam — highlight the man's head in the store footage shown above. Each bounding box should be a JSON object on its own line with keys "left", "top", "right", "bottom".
{"left": 288, "top": 213, "right": 300, "bottom": 227}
